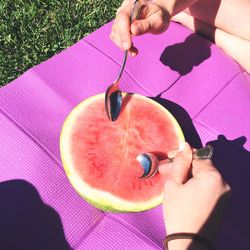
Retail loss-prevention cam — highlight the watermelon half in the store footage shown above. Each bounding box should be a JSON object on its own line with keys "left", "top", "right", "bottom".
{"left": 60, "top": 93, "right": 184, "bottom": 212}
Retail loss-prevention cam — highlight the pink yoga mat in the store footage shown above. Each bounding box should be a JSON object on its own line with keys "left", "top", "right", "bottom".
{"left": 0, "top": 21, "right": 250, "bottom": 249}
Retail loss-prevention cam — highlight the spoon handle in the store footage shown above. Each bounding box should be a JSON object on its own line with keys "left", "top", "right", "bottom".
{"left": 138, "top": 145, "right": 214, "bottom": 179}
{"left": 114, "top": 51, "right": 128, "bottom": 84}
{"left": 168, "top": 144, "right": 214, "bottom": 162}
{"left": 114, "top": 0, "right": 142, "bottom": 83}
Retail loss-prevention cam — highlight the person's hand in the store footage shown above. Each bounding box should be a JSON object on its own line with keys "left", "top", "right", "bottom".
{"left": 110, "top": 0, "right": 170, "bottom": 57}
{"left": 159, "top": 142, "right": 231, "bottom": 249}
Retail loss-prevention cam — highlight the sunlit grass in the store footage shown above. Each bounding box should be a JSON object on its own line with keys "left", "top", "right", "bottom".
{"left": 0, "top": 0, "right": 121, "bottom": 86}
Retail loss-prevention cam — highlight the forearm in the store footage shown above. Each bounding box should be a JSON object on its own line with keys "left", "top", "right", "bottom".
{"left": 155, "top": 0, "right": 199, "bottom": 16}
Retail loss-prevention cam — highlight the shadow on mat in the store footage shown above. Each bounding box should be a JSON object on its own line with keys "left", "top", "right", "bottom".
{"left": 160, "top": 0, "right": 222, "bottom": 76}
{"left": 151, "top": 95, "right": 202, "bottom": 148}
{"left": 160, "top": 33, "right": 211, "bottom": 75}
{"left": 0, "top": 179, "right": 70, "bottom": 250}
{"left": 208, "top": 135, "right": 250, "bottom": 249}
{"left": 187, "top": 135, "right": 250, "bottom": 249}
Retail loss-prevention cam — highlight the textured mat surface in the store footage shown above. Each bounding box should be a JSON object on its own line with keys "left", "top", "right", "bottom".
{"left": 0, "top": 21, "right": 250, "bottom": 250}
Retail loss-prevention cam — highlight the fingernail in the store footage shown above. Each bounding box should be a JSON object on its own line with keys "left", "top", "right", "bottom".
{"left": 130, "top": 51, "right": 137, "bottom": 57}
{"left": 178, "top": 141, "right": 186, "bottom": 152}
{"left": 122, "top": 42, "right": 129, "bottom": 50}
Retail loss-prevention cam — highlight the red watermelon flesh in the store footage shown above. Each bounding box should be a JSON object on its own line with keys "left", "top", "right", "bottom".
{"left": 60, "top": 93, "right": 184, "bottom": 212}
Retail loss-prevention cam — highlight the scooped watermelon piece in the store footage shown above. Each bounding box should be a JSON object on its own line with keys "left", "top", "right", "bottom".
{"left": 60, "top": 93, "right": 184, "bottom": 212}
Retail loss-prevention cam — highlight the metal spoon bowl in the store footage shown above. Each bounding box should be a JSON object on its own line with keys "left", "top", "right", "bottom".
{"left": 105, "top": 0, "right": 142, "bottom": 121}
{"left": 105, "top": 53, "right": 127, "bottom": 121}
{"left": 137, "top": 145, "right": 214, "bottom": 179}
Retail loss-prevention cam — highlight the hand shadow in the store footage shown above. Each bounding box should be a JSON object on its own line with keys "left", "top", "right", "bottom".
{"left": 0, "top": 179, "right": 70, "bottom": 250}
{"left": 160, "top": 0, "right": 222, "bottom": 76}
{"left": 160, "top": 33, "right": 212, "bottom": 76}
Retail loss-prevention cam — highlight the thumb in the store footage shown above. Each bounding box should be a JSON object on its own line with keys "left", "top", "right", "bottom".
{"left": 164, "top": 142, "right": 193, "bottom": 184}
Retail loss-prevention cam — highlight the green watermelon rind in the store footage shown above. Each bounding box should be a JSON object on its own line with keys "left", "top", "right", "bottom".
{"left": 63, "top": 159, "right": 164, "bottom": 212}
{"left": 60, "top": 93, "right": 184, "bottom": 212}
{"left": 66, "top": 170, "right": 164, "bottom": 213}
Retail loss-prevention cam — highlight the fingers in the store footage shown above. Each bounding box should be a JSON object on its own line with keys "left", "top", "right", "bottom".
{"left": 157, "top": 148, "right": 179, "bottom": 175}
{"left": 118, "top": 9, "right": 133, "bottom": 50}
{"left": 131, "top": 17, "right": 167, "bottom": 36}
{"left": 110, "top": 0, "right": 170, "bottom": 55}
{"left": 110, "top": 6, "right": 132, "bottom": 51}
{"left": 158, "top": 141, "right": 231, "bottom": 193}
{"left": 191, "top": 157, "right": 228, "bottom": 186}
{"left": 158, "top": 159, "right": 173, "bottom": 176}
{"left": 191, "top": 159, "right": 231, "bottom": 197}
{"left": 110, "top": 0, "right": 143, "bottom": 51}
{"left": 191, "top": 158, "right": 217, "bottom": 177}
{"left": 159, "top": 142, "right": 192, "bottom": 184}
{"left": 131, "top": 9, "right": 169, "bottom": 36}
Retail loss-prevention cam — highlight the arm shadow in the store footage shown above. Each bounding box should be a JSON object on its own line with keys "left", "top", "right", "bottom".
{"left": 0, "top": 179, "right": 71, "bottom": 250}
{"left": 188, "top": 135, "right": 250, "bottom": 249}
{"left": 209, "top": 135, "right": 250, "bottom": 249}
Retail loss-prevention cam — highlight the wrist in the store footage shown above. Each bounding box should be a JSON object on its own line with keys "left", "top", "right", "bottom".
{"left": 167, "top": 239, "right": 211, "bottom": 250}
{"left": 167, "top": 238, "right": 192, "bottom": 250}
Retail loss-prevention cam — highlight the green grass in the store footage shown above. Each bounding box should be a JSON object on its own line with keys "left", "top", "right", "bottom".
{"left": 0, "top": 0, "right": 121, "bottom": 87}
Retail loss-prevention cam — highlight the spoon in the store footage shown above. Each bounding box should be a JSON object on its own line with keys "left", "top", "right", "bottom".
{"left": 137, "top": 145, "right": 214, "bottom": 179}
{"left": 105, "top": 0, "right": 142, "bottom": 121}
